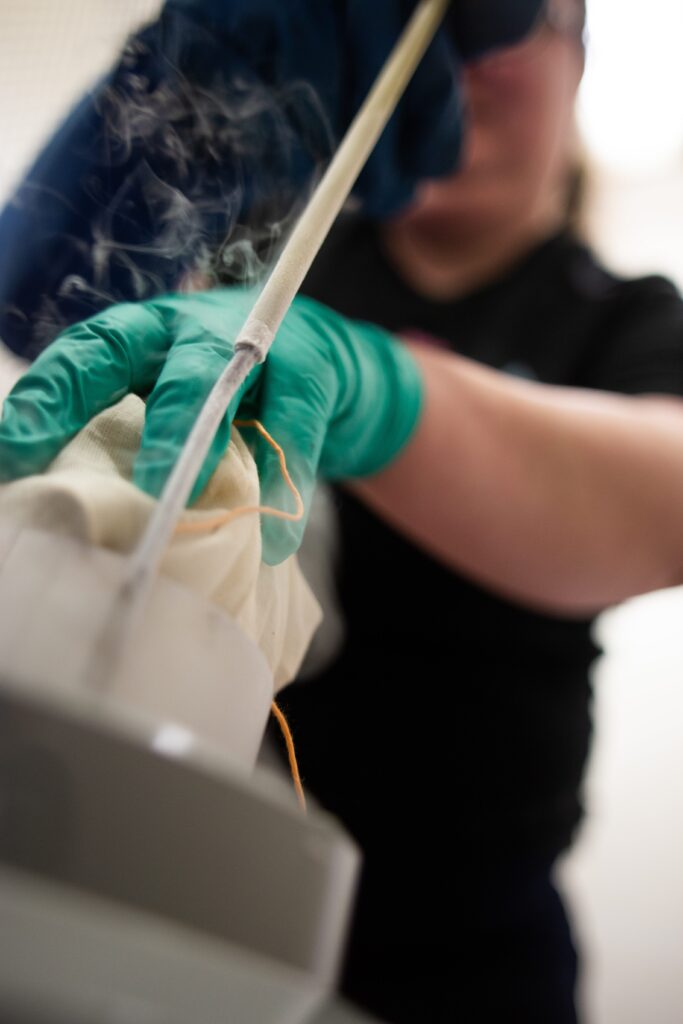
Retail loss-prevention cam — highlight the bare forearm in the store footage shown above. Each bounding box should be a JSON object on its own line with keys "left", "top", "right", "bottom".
{"left": 352, "top": 343, "right": 683, "bottom": 615}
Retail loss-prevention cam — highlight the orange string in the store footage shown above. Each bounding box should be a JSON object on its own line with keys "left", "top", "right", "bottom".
{"left": 173, "top": 420, "right": 306, "bottom": 811}
{"left": 174, "top": 418, "right": 304, "bottom": 535}
{"left": 271, "top": 701, "right": 306, "bottom": 812}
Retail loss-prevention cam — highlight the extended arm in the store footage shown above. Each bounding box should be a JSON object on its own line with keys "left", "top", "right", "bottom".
{"left": 7, "top": 286, "right": 681, "bottom": 616}
{"left": 355, "top": 342, "right": 683, "bottom": 615}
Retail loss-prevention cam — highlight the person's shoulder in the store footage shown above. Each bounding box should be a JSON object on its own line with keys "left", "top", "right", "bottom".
{"left": 606, "top": 270, "right": 683, "bottom": 328}
{"left": 558, "top": 235, "right": 683, "bottom": 395}
{"left": 554, "top": 232, "right": 683, "bottom": 313}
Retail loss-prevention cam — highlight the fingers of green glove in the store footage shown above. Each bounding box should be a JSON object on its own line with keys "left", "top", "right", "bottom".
{"left": 249, "top": 357, "right": 336, "bottom": 566}
{"left": 133, "top": 323, "right": 257, "bottom": 501}
{"left": 0, "top": 304, "right": 169, "bottom": 481}
{"left": 260, "top": 443, "right": 316, "bottom": 567}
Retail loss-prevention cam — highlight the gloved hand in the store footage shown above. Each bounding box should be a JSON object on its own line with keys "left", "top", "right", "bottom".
{"left": 0, "top": 289, "right": 422, "bottom": 564}
{"left": 0, "top": 0, "right": 543, "bottom": 358}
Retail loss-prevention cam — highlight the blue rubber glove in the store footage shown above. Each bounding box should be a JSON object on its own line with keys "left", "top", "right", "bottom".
{"left": 0, "top": 0, "right": 542, "bottom": 358}
{"left": 0, "top": 289, "right": 422, "bottom": 564}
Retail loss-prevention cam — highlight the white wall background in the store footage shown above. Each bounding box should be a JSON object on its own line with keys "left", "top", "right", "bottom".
{"left": 0, "top": 2, "right": 682, "bottom": 1021}
{"left": 560, "top": 2, "right": 683, "bottom": 1021}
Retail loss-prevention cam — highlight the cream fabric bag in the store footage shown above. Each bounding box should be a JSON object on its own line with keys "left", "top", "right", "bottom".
{"left": 0, "top": 393, "right": 321, "bottom": 691}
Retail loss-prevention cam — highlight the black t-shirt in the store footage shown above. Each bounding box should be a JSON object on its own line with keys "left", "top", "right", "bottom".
{"left": 277, "top": 219, "right": 683, "bottom": 941}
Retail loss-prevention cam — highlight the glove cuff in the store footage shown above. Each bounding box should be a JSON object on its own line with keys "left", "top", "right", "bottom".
{"left": 320, "top": 317, "right": 424, "bottom": 481}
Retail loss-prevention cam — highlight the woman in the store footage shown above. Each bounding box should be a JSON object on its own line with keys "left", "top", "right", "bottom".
{"left": 282, "top": 3, "right": 683, "bottom": 1020}
{"left": 2, "top": 1, "right": 683, "bottom": 1020}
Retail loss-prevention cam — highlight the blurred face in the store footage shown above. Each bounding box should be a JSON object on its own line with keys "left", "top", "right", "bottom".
{"left": 394, "top": 20, "right": 585, "bottom": 244}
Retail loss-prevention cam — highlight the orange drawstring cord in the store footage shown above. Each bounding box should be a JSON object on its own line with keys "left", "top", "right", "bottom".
{"left": 174, "top": 418, "right": 304, "bottom": 535}
{"left": 271, "top": 700, "right": 307, "bottom": 812}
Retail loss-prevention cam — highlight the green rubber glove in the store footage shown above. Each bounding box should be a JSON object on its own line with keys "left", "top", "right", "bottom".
{"left": 0, "top": 288, "right": 422, "bottom": 564}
